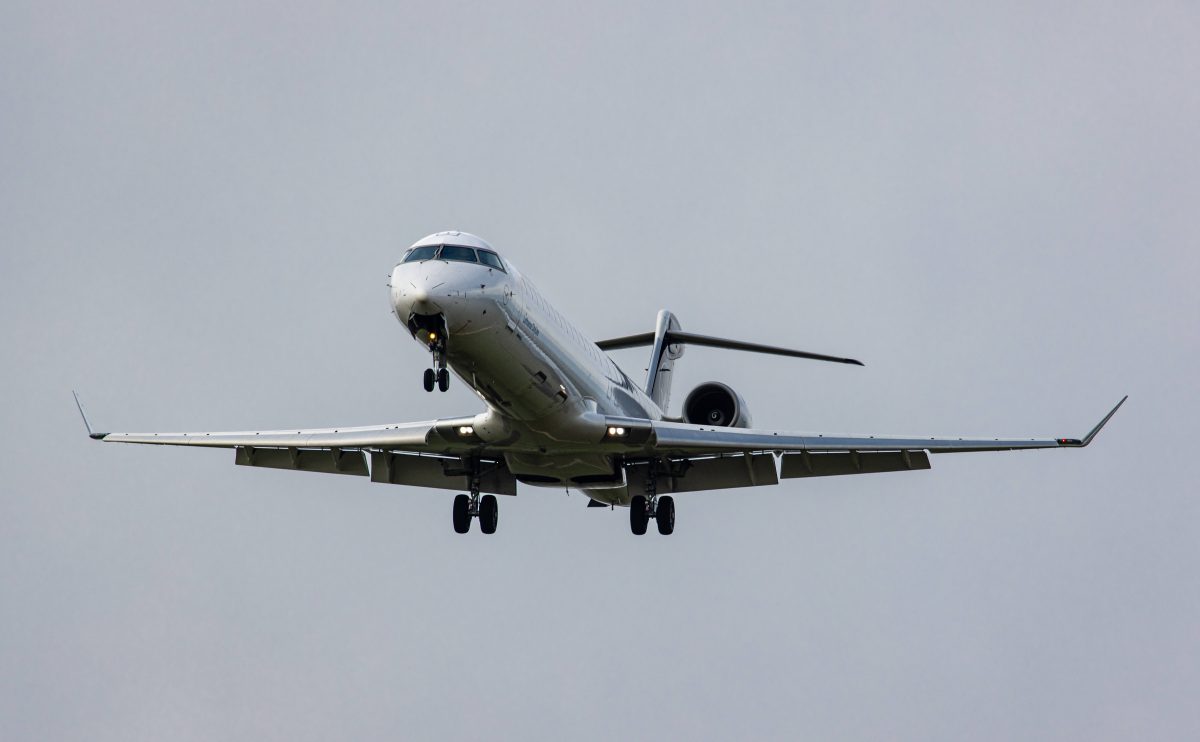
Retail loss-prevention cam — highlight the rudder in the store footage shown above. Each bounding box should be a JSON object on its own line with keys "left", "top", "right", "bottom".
{"left": 645, "top": 310, "right": 684, "bottom": 411}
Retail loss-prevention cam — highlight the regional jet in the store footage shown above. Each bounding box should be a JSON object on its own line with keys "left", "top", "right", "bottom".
{"left": 79, "top": 231, "right": 1125, "bottom": 535}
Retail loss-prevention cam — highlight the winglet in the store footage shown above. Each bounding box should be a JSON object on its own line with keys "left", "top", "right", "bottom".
{"left": 1058, "top": 395, "right": 1127, "bottom": 447}
{"left": 73, "top": 391, "right": 107, "bottom": 440}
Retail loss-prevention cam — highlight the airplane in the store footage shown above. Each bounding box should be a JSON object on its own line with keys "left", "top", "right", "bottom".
{"left": 78, "top": 231, "right": 1126, "bottom": 536}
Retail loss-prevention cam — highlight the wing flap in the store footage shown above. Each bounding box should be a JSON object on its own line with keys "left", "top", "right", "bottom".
{"left": 370, "top": 452, "right": 517, "bottom": 496}
{"left": 780, "top": 450, "right": 930, "bottom": 478}
{"left": 235, "top": 446, "right": 369, "bottom": 476}
{"left": 625, "top": 452, "right": 779, "bottom": 494}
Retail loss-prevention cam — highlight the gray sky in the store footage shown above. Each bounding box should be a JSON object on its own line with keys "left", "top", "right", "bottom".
{"left": 3, "top": 1, "right": 1198, "bottom": 740}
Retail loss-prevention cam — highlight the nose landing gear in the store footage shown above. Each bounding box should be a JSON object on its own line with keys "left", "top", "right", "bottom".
{"left": 423, "top": 366, "right": 450, "bottom": 392}
{"left": 424, "top": 336, "right": 449, "bottom": 393}
{"left": 411, "top": 316, "right": 450, "bottom": 393}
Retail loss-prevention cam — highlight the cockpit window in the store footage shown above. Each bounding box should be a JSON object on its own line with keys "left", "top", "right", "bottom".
{"left": 439, "top": 245, "right": 478, "bottom": 263}
{"left": 403, "top": 246, "right": 438, "bottom": 263}
{"left": 478, "top": 250, "right": 505, "bottom": 271}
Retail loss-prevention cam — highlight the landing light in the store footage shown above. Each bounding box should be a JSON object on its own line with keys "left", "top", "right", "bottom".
{"left": 458, "top": 426, "right": 474, "bottom": 436}
{"left": 607, "top": 426, "right": 627, "bottom": 438}
{"left": 428, "top": 332, "right": 438, "bottom": 342}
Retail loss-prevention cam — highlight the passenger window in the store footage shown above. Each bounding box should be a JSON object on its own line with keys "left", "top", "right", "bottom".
{"left": 403, "top": 246, "right": 438, "bottom": 262}
{"left": 478, "top": 250, "right": 505, "bottom": 271}
{"left": 439, "top": 246, "right": 478, "bottom": 263}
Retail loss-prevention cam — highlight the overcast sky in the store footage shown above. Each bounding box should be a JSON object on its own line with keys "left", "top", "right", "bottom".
{"left": 3, "top": 1, "right": 1198, "bottom": 740}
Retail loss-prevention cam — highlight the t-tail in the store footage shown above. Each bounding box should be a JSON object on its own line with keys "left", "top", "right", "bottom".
{"left": 595, "top": 311, "right": 864, "bottom": 413}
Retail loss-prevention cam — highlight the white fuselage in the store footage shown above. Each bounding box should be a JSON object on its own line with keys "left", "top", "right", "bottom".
{"left": 389, "top": 250, "right": 661, "bottom": 489}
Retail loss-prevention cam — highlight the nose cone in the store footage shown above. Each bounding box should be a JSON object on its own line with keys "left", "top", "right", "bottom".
{"left": 393, "top": 274, "right": 439, "bottom": 318}
{"left": 391, "top": 257, "right": 509, "bottom": 333}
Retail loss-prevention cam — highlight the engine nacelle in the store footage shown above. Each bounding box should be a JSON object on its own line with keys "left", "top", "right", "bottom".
{"left": 682, "top": 382, "right": 753, "bottom": 428}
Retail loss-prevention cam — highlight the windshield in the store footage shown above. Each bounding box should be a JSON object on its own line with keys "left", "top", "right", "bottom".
{"left": 403, "top": 246, "right": 438, "bottom": 263}
{"left": 439, "top": 245, "right": 478, "bottom": 263}
{"left": 478, "top": 250, "right": 505, "bottom": 271}
{"left": 402, "top": 244, "right": 505, "bottom": 269}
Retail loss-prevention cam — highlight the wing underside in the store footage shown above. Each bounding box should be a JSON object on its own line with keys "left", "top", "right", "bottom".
{"left": 594, "top": 396, "right": 1126, "bottom": 496}
{"left": 83, "top": 397, "right": 1125, "bottom": 497}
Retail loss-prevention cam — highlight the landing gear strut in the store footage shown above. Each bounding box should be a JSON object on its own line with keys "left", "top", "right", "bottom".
{"left": 416, "top": 323, "right": 449, "bottom": 393}
{"left": 629, "top": 463, "right": 675, "bottom": 536}
{"left": 424, "top": 350, "right": 449, "bottom": 393}
{"left": 452, "top": 462, "right": 498, "bottom": 534}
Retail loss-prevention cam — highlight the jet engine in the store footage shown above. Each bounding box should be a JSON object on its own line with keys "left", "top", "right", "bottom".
{"left": 682, "top": 382, "right": 753, "bottom": 428}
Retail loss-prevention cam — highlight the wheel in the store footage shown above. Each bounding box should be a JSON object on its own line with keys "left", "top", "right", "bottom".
{"left": 423, "top": 368, "right": 436, "bottom": 392}
{"left": 452, "top": 494, "right": 471, "bottom": 533}
{"left": 656, "top": 495, "right": 675, "bottom": 535}
{"left": 437, "top": 367, "right": 450, "bottom": 392}
{"left": 629, "top": 495, "right": 648, "bottom": 535}
{"left": 479, "top": 494, "right": 498, "bottom": 534}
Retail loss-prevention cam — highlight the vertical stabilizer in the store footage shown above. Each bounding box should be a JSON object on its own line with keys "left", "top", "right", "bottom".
{"left": 645, "top": 310, "right": 684, "bottom": 411}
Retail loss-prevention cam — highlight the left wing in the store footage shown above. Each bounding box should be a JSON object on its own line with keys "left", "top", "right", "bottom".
{"left": 600, "top": 396, "right": 1123, "bottom": 487}
{"left": 604, "top": 396, "right": 1125, "bottom": 486}
{"left": 646, "top": 395, "right": 1126, "bottom": 455}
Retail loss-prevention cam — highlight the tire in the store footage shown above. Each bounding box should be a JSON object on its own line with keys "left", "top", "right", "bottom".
{"left": 437, "top": 368, "right": 450, "bottom": 392}
{"left": 423, "top": 368, "right": 436, "bottom": 392}
{"left": 656, "top": 496, "right": 675, "bottom": 535}
{"left": 479, "top": 494, "right": 498, "bottom": 534}
{"left": 452, "top": 494, "right": 471, "bottom": 533}
{"left": 629, "top": 495, "right": 648, "bottom": 535}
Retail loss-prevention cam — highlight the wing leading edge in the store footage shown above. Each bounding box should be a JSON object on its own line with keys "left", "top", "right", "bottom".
{"left": 639, "top": 396, "right": 1127, "bottom": 457}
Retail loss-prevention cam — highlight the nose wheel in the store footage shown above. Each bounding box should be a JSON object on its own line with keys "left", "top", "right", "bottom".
{"left": 423, "top": 340, "right": 450, "bottom": 393}
{"left": 423, "top": 367, "right": 449, "bottom": 392}
{"left": 413, "top": 319, "right": 451, "bottom": 393}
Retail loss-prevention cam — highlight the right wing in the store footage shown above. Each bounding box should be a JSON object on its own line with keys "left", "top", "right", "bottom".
{"left": 80, "top": 403, "right": 518, "bottom": 496}
{"left": 97, "top": 420, "right": 441, "bottom": 451}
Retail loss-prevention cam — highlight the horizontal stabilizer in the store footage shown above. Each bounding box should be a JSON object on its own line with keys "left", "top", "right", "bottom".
{"left": 595, "top": 330, "right": 863, "bottom": 366}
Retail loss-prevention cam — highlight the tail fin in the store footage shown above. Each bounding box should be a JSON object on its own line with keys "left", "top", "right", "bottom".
{"left": 645, "top": 310, "right": 684, "bottom": 410}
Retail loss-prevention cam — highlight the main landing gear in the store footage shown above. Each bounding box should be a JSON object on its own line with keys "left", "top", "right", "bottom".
{"left": 452, "top": 493, "right": 497, "bottom": 533}
{"left": 629, "top": 468, "right": 675, "bottom": 536}
{"left": 452, "top": 466, "right": 497, "bottom": 534}
{"left": 629, "top": 495, "right": 675, "bottom": 535}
